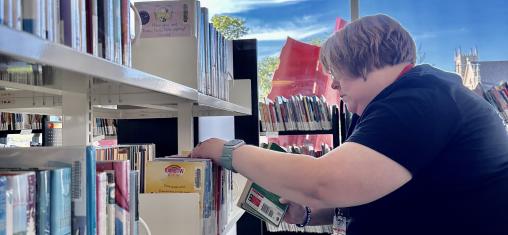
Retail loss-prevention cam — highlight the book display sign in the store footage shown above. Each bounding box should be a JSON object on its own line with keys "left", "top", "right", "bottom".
{"left": 136, "top": 1, "right": 193, "bottom": 38}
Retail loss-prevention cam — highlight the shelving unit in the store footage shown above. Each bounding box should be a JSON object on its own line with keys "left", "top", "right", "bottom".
{"left": 0, "top": 24, "right": 252, "bottom": 234}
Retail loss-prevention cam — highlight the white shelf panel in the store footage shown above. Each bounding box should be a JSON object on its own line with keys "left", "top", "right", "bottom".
{"left": 196, "top": 93, "right": 251, "bottom": 116}
{"left": 0, "top": 25, "right": 197, "bottom": 101}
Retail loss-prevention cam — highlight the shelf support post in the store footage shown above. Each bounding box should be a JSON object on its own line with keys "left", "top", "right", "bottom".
{"left": 177, "top": 102, "right": 194, "bottom": 154}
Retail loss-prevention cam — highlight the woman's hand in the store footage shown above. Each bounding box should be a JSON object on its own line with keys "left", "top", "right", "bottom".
{"left": 189, "top": 138, "right": 226, "bottom": 165}
{"left": 279, "top": 198, "right": 307, "bottom": 225}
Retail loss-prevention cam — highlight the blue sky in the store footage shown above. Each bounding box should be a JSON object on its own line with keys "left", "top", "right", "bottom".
{"left": 200, "top": 0, "right": 508, "bottom": 72}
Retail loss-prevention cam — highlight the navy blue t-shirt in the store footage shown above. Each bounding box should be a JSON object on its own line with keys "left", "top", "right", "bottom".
{"left": 345, "top": 65, "right": 508, "bottom": 235}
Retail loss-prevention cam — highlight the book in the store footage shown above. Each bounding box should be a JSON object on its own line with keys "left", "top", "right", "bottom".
{"left": 0, "top": 172, "right": 31, "bottom": 235}
{"left": 129, "top": 171, "right": 139, "bottom": 235}
{"left": 96, "top": 172, "right": 107, "bottom": 235}
{"left": 145, "top": 158, "right": 214, "bottom": 235}
{"left": 96, "top": 160, "right": 130, "bottom": 235}
{"left": 105, "top": 172, "right": 116, "bottom": 235}
{"left": 237, "top": 143, "right": 289, "bottom": 227}
{"left": 0, "top": 176, "right": 6, "bottom": 235}
{"left": 35, "top": 170, "right": 50, "bottom": 235}
{"left": 50, "top": 167, "right": 72, "bottom": 235}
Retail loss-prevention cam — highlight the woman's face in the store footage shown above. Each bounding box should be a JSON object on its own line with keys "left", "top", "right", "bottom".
{"left": 330, "top": 69, "right": 370, "bottom": 115}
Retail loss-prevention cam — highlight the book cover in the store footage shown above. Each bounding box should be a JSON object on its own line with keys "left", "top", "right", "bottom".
{"left": 0, "top": 172, "right": 29, "bottom": 235}
{"left": 51, "top": 167, "right": 72, "bottom": 235}
{"left": 237, "top": 143, "right": 289, "bottom": 227}
{"left": 96, "top": 160, "right": 130, "bottom": 235}
{"left": 36, "top": 170, "right": 50, "bottom": 235}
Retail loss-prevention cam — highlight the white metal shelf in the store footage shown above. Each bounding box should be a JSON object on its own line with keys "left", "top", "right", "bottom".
{"left": 0, "top": 25, "right": 197, "bottom": 101}
{"left": 0, "top": 25, "right": 252, "bottom": 116}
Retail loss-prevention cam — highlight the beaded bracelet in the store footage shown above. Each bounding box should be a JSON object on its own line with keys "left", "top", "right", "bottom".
{"left": 296, "top": 206, "right": 311, "bottom": 227}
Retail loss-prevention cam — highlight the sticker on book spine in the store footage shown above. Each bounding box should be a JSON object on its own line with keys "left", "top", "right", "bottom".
{"left": 245, "top": 188, "right": 284, "bottom": 225}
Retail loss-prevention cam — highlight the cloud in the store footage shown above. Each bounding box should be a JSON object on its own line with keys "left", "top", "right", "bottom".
{"left": 413, "top": 27, "right": 469, "bottom": 40}
{"left": 199, "top": 0, "right": 306, "bottom": 16}
{"left": 242, "top": 14, "right": 329, "bottom": 41}
{"left": 243, "top": 25, "right": 328, "bottom": 41}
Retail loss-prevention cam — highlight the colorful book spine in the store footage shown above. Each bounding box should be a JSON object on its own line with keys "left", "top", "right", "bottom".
{"left": 51, "top": 167, "right": 72, "bottom": 235}
{"left": 36, "top": 170, "right": 50, "bottom": 235}
{"left": 120, "top": 0, "right": 130, "bottom": 66}
{"left": 0, "top": 176, "right": 6, "bottom": 235}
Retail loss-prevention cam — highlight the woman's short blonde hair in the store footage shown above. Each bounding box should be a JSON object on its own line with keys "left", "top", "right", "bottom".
{"left": 320, "top": 14, "right": 416, "bottom": 79}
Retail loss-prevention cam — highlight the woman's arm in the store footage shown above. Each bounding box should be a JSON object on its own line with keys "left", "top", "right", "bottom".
{"left": 192, "top": 139, "right": 411, "bottom": 209}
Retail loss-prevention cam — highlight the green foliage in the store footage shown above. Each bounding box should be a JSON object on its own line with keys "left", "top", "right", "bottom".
{"left": 258, "top": 56, "right": 280, "bottom": 100}
{"left": 211, "top": 15, "right": 249, "bottom": 40}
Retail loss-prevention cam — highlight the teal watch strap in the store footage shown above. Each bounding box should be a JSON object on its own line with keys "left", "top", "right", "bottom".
{"left": 220, "top": 139, "right": 245, "bottom": 173}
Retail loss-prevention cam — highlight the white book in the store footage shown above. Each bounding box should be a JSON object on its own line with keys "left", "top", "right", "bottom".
{"left": 39, "top": 0, "right": 46, "bottom": 39}
{"left": 5, "top": 189, "right": 13, "bottom": 235}
{"left": 45, "top": 0, "right": 52, "bottom": 40}
{"left": 3, "top": 0, "right": 12, "bottom": 27}
{"left": 112, "top": 0, "right": 121, "bottom": 64}
{"left": 52, "top": 0, "right": 59, "bottom": 43}
{"left": 80, "top": 0, "right": 86, "bottom": 52}
{"left": 0, "top": 0, "right": 4, "bottom": 25}
{"left": 12, "top": 0, "right": 21, "bottom": 30}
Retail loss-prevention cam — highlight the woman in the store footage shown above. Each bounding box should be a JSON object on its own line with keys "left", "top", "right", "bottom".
{"left": 191, "top": 14, "right": 508, "bottom": 235}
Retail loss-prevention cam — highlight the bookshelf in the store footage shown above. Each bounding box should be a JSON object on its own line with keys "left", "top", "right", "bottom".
{"left": 0, "top": 23, "right": 253, "bottom": 235}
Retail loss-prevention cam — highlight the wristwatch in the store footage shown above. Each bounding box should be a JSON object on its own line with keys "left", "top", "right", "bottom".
{"left": 220, "top": 139, "right": 245, "bottom": 173}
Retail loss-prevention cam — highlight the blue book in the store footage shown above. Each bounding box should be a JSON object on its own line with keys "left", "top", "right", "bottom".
{"left": 0, "top": 176, "right": 6, "bottom": 235}
{"left": 36, "top": 170, "right": 50, "bottom": 235}
{"left": 86, "top": 147, "right": 97, "bottom": 235}
{"left": 51, "top": 168, "right": 72, "bottom": 235}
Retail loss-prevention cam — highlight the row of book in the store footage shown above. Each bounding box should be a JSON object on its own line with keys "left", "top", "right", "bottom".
{"left": 0, "top": 167, "right": 72, "bottom": 235}
{"left": 94, "top": 118, "right": 117, "bottom": 137}
{"left": 96, "top": 144, "right": 155, "bottom": 193}
{"left": 261, "top": 142, "right": 332, "bottom": 158}
{"left": 0, "top": 112, "right": 43, "bottom": 131}
{"left": 260, "top": 95, "right": 334, "bottom": 132}
{"left": 145, "top": 157, "right": 234, "bottom": 235}
{"left": 0, "top": 146, "right": 142, "bottom": 235}
{"left": 483, "top": 82, "right": 508, "bottom": 123}
{"left": 1, "top": 0, "right": 132, "bottom": 66}
{"left": 195, "top": 2, "right": 233, "bottom": 101}
{"left": 0, "top": 62, "right": 46, "bottom": 86}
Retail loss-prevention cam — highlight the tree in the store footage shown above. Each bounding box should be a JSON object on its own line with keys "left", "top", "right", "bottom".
{"left": 211, "top": 15, "right": 248, "bottom": 40}
{"left": 258, "top": 56, "right": 280, "bottom": 100}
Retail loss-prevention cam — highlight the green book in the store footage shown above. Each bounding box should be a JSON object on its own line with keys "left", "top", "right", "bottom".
{"left": 237, "top": 143, "right": 289, "bottom": 226}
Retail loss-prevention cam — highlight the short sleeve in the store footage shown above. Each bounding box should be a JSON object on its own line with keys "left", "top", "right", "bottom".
{"left": 347, "top": 90, "right": 459, "bottom": 175}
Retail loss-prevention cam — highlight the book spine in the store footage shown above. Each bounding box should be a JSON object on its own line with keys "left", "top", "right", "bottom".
{"left": 26, "top": 172, "right": 36, "bottom": 235}
{"left": 4, "top": 0, "right": 12, "bottom": 27}
{"left": 39, "top": 0, "right": 46, "bottom": 39}
{"left": 36, "top": 171, "right": 50, "bottom": 235}
{"left": 0, "top": 176, "right": 6, "bottom": 235}
{"left": 120, "top": 0, "right": 130, "bottom": 66}
{"left": 5, "top": 189, "right": 13, "bottom": 235}
{"left": 0, "top": 0, "right": 4, "bottom": 25}
{"left": 45, "top": 0, "right": 52, "bottom": 41}
{"left": 51, "top": 168, "right": 72, "bottom": 235}
{"left": 21, "top": 0, "right": 40, "bottom": 36}
{"left": 53, "top": 0, "right": 60, "bottom": 43}
{"left": 12, "top": 0, "right": 21, "bottom": 30}
{"left": 129, "top": 171, "right": 139, "bottom": 235}
{"left": 106, "top": 172, "right": 115, "bottom": 235}
{"left": 9, "top": 174, "right": 28, "bottom": 235}
{"left": 104, "top": 0, "right": 113, "bottom": 61}
{"left": 113, "top": 0, "right": 121, "bottom": 64}
{"left": 96, "top": 172, "right": 107, "bottom": 235}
